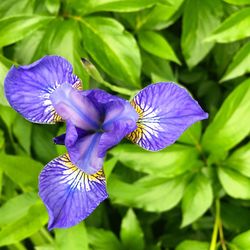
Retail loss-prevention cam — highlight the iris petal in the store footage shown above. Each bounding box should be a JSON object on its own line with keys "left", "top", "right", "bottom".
{"left": 4, "top": 56, "right": 81, "bottom": 124}
{"left": 39, "top": 154, "right": 107, "bottom": 230}
{"left": 50, "top": 83, "right": 100, "bottom": 130}
{"left": 65, "top": 120, "right": 104, "bottom": 175}
{"left": 127, "top": 82, "right": 208, "bottom": 151}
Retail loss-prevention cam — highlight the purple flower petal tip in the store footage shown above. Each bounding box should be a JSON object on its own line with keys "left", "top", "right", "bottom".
{"left": 4, "top": 55, "right": 81, "bottom": 124}
{"left": 127, "top": 82, "right": 208, "bottom": 151}
{"left": 39, "top": 154, "right": 108, "bottom": 230}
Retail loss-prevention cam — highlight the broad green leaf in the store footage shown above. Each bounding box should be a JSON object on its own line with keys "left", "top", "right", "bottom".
{"left": 34, "top": 19, "right": 88, "bottom": 86}
{"left": 0, "top": 16, "right": 54, "bottom": 48}
{"left": 141, "top": 51, "right": 176, "bottom": 82}
{"left": 120, "top": 209, "right": 144, "bottom": 250}
{"left": 231, "top": 230, "right": 250, "bottom": 250}
{"left": 181, "top": 173, "right": 213, "bottom": 227}
{"left": 176, "top": 240, "right": 209, "bottom": 250}
{"left": 0, "top": 105, "right": 17, "bottom": 130}
{"left": 103, "top": 157, "right": 117, "bottom": 181}
{"left": 80, "top": 16, "right": 141, "bottom": 88}
{"left": 138, "top": 31, "right": 180, "bottom": 64}
{"left": 0, "top": 154, "right": 43, "bottom": 191}
{"left": 0, "top": 0, "right": 34, "bottom": 18}
{"left": 223, "top": 0, "right": 250, "bottom": 5}
{"left": 181, "top": 0, "right": 223, "bottom": 68}
{"left": 139, "top": 0, "right": 184, "bottom": 30}
{"left": 178, "top": 122, "right": 202, "bottom": 146}
{"left": 15, "top": 29, "right": 46, "bottom": 65}
{"left": 108, "top": 174, "right": 187, "bottom": 212}
{"left": 13, "top": 116, "right": 32, "bottom": 154}
{"left": 0, "top": 55, "right": 12, "bottom": 106}
{"left": 110, "top": 144, "right": 200, "bottom": 178}
{"left": 87, "top": 227, "right": 123, "bottom": 250}
{"left": 205, "top": 8, "right": 250, "bottom": 43}
{"left": 226, "top": 143, "right": 250, "bottom": 178}
{"left": 218, "top": 167, "right": 250, "bottom": 199}
{"left": 31, "top": 125, "right": 57, "bottom": 164}
{"left": 69, "top": 0, "right": 161, "bottom": 15}
{"left": 221, "top": 42, "right": 250, "bottom": 82}
{"left": 202, "top": 79, "right": 250, "bottom": 153}
{"left": 0, "top": 202, "right": 48, "bottom": 247}
{"left": 55, "top": 223, "right": 88, "bottom": 250}
{"left": 0, "top": 192, "right": 38, "bottom": 227}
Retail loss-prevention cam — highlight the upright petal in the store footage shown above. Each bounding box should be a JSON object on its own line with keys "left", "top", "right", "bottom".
{"left": 127, "top": 82, "right": 208, "bottom": 151}
{"left": 64, "top": 120, "right": 104, "bottom": 175}
{"left": 50, "top": 83, "right": 100, "bottom": 130}
{"left": 4, "top": 56, "right": 81, "bottom": 123}
{"left": 39, "top": 154, "right": 107, "bottom": 230}
{"left": 84, "top": 89, "right": 138, "bottom": 157}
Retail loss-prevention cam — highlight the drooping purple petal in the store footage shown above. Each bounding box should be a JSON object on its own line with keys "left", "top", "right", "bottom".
{"left": 64, "top": 120, "right": 104, "bottom": 175}
{"left": 50, "top": 83, "right": 100, "bottom": 130}
{"left": 4, "top": 56, "right": 81, "bottom": 123}
{"left": 39, "top": 154, "right": 108, "bottom": 230}
{"left": 127, "top": 82, "right": 208, "bottom": 151}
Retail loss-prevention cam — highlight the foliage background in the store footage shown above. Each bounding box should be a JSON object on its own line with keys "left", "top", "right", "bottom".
{"left": 0, "top": 0, "right": 250, "bottom": 249}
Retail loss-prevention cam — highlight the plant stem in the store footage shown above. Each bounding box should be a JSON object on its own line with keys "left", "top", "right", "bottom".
{"left": 210, "top": 199, "right": 227, "bottom": 250}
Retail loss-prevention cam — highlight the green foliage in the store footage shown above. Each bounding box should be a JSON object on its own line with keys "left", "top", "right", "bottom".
{"left": 0, "top": 0, "right": 249, "bottom": 249}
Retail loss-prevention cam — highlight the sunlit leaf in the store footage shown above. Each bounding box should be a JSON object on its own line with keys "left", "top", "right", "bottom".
{"left": 81, "top": 16, "right": 141, "bottom": 88}
{"left": 205, "top": 8, "right": 250, "bottom": 43}
{"left": 0, "top": 202, "right": 48, "bottom": 247}
{"left": 218, "top": 167, "right": 250, "bottom": 200}
{"left": 138, "top": 30, "right": 180, "bottom": 64}
{"left": 176, "top": 240, "right": 209, "bottom": 250}
{"left": 120, "top": 209, "right": 144, "bottom": 250}
{"left": 181, "top": 173, "right": 213, "bottom": 227}
{"left": 0, "top": 16, "right": 54, "bottom": 48}
{"left": 202, "top": 79, "right": 250, "bottom": 153}
{"left": 181, "top": 0, "right": 223, "bottom": 68}
{"left": 221, "top": 42, "right": 250, "bottom": 82}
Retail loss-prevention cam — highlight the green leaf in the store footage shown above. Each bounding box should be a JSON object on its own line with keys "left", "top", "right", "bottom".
{"left": 221, "top": 42, "right": 250, "bottom": 82}
{"left": 108, "top": 174, "right": 187, "bottom": 212}
{"left": 71, "top": 0, "right": 161, "bottom": 15}
{"left": 231, "top": 230, "right": 250, "bottom": 250}
{"left": 218, "top": 167, "right": 250, "bottom": 199}
{"left": 0, "top": 0, "right": 34, "bottom": 18}
{"left": 0, "top": 55, "right": 13, "bottom": 106}
{"left": 110, "top": 144, "right": 200, "bottom": 178}
{"left": 0, "top": 192, "right": 38, "bottom": 227}
{"left": 34, "top": 19, "right": 88, "bottom": 86}
{"left": 181, "top": 0, "right": 223, "bottom": 68}
{"left": 139, "top": 0, "right": 184, "bottom": 30}
{"left": 0, "top": 154, "right": 43, "bottom": 191}
{"left": 178, "top": 122, "right": 202, "bottom": 146}
{"left": 0, "top": 202, "right": 48, "bottom": 247}
{"left": 176, "top": 240, "right": 209, "bottom": 250}
{"left": 223, "top": 0, "right": 250, "bottom": 5}
{"left": 0, "top": 16, "right": 54, "bottom": 48}
{"left": 80, "top": 16, "right": 141, "bottom": 88}
{"left": 13, "top": 116, "right": 32, "bottom": 154}
{"left": 87, "top": 227, "right": 123, "bottom": 250}
{"left": 138, "top": 31, "right": 180, "bottom": 64}
{"left": 0, "top": 129, "right": 4, "bottom": 151}
{"left": 205, "top": 8, "right": 250, "bottom": 43}
{"left": 226, "top": 143, "right": 250, "bottom": 178}
{"left": 181, "top": 173, "right": 213, "bottom": 227}
{"left": 202, "top": 79, "right": 250, "bottom": 153}
{"left": 141, "top": 51, "right": 176, "bottom": 82}
{"left": 55, "top": 223, "right": 88, "bottom": 250}
{"left": 45, "top": 0, "right": 60, "bottom": 14}
{"left": 120, "top": 209, "right": 144, "bottom": 250}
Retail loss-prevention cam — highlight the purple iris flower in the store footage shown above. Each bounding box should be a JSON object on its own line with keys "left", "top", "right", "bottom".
{"left": 4, "top": 55, "right": 208, "bottom": 230}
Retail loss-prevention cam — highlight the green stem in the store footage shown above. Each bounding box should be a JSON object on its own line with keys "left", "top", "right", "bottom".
{"left": 210, "top": 199, "right": 227, "bottom": 250}
{"left": 39, "top": 227, "right": 54, "bottom": 244}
